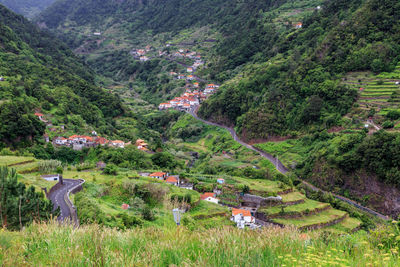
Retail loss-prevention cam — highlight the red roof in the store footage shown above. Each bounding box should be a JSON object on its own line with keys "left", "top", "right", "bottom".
{"left": 112, "top": 140, "right": 124, "bottom": 144}
{"left": 34, "top": 113, "right": 44, "bottom": 116}
{"left": 95, "top": 137, "right": 109, "bottom": 144}
{"left": 149, "top": 172, "right": 166, "bottom": 177}
{"left": 121, "top": 203, "right": 130, "bottom": 210}
{"left": 166, "top": 176, "right": 178, "bottom": 183}
{"left": 201, "top": 192, "right": 215, "bottom": 200}
{"left": 232, "top": 208, "right": 251, "bottom": 217}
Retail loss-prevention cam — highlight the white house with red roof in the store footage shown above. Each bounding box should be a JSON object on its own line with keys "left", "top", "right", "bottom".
{"left": 54, "top": 137, "right": 68, "bottom": 145}
{"left": 149, "top": 172, "right": 167, "bottom": 180}
{"left": 166, "top": 176, "right": 179, "bottom": 186}
{"left": 200, "top": 192, "right": 219, "bottom": 204}
{"left": 111, "top": 140, "right": 125, "bottom": 148}
{"left": 231, "top": 208, "right": 255, "bottom": 224}
{"left": 187, "top": 67, "right": 194, "bottom": 73}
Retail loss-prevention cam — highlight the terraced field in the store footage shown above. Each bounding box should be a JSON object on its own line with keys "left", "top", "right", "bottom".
{"left": 343, "top": 68, "right": 400, "bottom": 115}
{"left": 257, "top": 190, "right": 362, "bottom": 233}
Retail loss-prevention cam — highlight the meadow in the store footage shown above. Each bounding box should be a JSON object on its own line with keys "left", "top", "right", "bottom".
{"left": 0, "top": 221, "right": 399, "bottom": 266}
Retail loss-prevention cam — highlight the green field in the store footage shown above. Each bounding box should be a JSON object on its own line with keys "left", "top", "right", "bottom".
{"left": 260, "top": 199, "right": 329, "bottom": 216}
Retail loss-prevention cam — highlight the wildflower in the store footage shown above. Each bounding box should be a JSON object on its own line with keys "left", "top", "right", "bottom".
{"left": 392, "top": 220, "right": 398, "bottom": 224}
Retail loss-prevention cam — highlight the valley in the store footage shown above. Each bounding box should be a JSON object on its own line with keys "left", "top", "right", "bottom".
{"left": 1, "top": 0, "right": 400, "bottom": 265}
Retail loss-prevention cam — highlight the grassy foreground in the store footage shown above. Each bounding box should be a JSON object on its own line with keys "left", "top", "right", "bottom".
{"left": 0, "top": 222, "right": 399, "bottom": 266}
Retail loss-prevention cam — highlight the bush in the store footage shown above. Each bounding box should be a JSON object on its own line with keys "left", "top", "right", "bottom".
{"left": 103, "top": 164, "right": 118, "bottom": 175}
{"left": 382, "top": 121, "right": 394, "bottom": 129}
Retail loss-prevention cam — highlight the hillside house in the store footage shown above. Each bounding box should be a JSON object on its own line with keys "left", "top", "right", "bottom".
{"left": 149, "top": 172, "right": 167, "bottom": 180}
{"left": 41, "top": 174, "right": 60, "bottom": 181}
{"left": 137, "top": 49, "right": 146, "bottom": 56}
{"left": 43, "top": 134, "right": 50, "bottom": 143}
{"left": 54, "top": 137, "right": 68, "bottom": 145}
{"left": 200, "top": 192, "right": 219, "bottom": 204}
{"left": 217, "top": 178, "right": 225, "bottom": 184}
{"left": 111, "top": 140, "right": 125, "bottom": 148}
{"left": 140, "top": 56, "right": 149, "bottom": 62}
{"left": 34, "top": 113, "right": 44, "bottom": 120}
{"left": 135, "top": 139, "right": 149, "bottom": 150}
{"left": 93, "top": 32, "right": 101, "bottom": 36}
{"left": 231, "top": 208, "right": 255, "bottom": 224}
{"left": 187, "top": 67, "right": 194, "bottom": 73}
{"left": 193, "top": 82, "right": 199, "bottom": 88}
{"left": 179, "top": 183, "right": 193, "bottom": 190}
{"left": 166, "top": 176, "right": 179, "bottom": 186}
{"left": 187, "top": 75, "right": 194, "bottom": 81}
{"left": 294, "top": 22, "right": 303, "bottom": 29}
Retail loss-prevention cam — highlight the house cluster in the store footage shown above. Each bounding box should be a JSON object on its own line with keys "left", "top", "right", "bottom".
{"left": 173, "top": 49, "right": 202, "bottom": 61}
{"left": 53, "top": 135, "right": 126, "bottom": 150}
{"left": 130, "top": 45, "right": 152, "bottom": 61}
{"left": 158, "top": 83, "right": 219, "bottom": 111}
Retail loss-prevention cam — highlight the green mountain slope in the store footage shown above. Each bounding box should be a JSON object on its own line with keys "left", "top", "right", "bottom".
{"left": 0, "top": 0, "right": 55, "bottom": 18}
{"left": 0, "top": 5, "right": 123, "bottom": 147}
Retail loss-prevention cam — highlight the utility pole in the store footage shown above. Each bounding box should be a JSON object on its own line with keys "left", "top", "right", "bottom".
{"left": 19, "top": 196, "right": 22, "bottom": 230}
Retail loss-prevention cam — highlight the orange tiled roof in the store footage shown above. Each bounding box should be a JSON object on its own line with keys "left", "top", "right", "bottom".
{"left": 150, "top": 172, "right": 166, "bottom": 177}
{"left": 232, "top": 208, "right": 251, "bottom": 217}
{"left": 201, "top": 192, "right": 215, "bottom": 200}
{"left": 166, "top": 176, "right": 178, "bottom": 183}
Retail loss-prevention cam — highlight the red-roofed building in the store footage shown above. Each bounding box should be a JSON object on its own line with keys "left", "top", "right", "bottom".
{"left": 166, "top": 176, "right": 179, "bottom": 186}
{"left": 294, "top": 22, "right": 303, "bottom": 29}
{"left": 231, "top": 208, "right": 255, "bottom": 224}
{"left": 111, "top": 140, "right": 125, "bottom": 148}
{"left": 149, "top": 172, "right": 167, "bottom": 180}
{"left": 200, "top": 192, "right": 218, "bottom": 204}
{"left": 121, "top": 203, "right": 130, "bottom": 210}
{"left": 95, "top": 137, "right": 109, "bottom": 146}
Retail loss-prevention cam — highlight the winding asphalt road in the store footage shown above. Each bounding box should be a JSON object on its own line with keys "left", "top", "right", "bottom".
{"left": 188, "top": 108, "right": 390, "bottom": 220}
{"left": 48, "top": 179, "right": 83, "bottom": 222}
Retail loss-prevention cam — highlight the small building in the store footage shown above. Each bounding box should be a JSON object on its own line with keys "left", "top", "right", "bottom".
{"left": 137, "top": 49, "right": 146, "bottom": 56}
{"left": 193, "top": 82, "right": 199, "bottom": 88}
{"left": 140, "top": 56, "right": 149, "bottom": 62}
{"left": 187, "top": 75, "right": 194, "bottom": 81}
{"left": 43, "top": 134, "right": 49, "bottom": 143}
{"left": 294, "top": 22, "right": 303, "bottom": 29}
{"left": 41, "top": 174, "right": 60, "bottom": 181}
{"left": 34, "top": 112, "right": 44, "bottom": 120}
{"left": 93, "top": 32, "right": 101, "bottom": 36}
{"left": 217, "top": 178, "right": 225, "bottom": 184}
{"left": 149, "top": 172, "right": 167, "bottom": 180}
{"left": 187, "top": 67, "right": 194, "bottom": 73}
{"left": 95, "top": 137, "right": 109, "bottom": 146}
{"left": 166, "top": 176, "right": 179, "bottom": 186}
{"left": 121, "top": 203, "right": 130, "bottom": 210}
{"left": 231, "top": 208, "right": 255, "bottom": 224}
{"left": 179, "top": 183, "right": 194, "bottom": 190}
{"left": 54, "top": 137, "right": 68, "bottom": 145}
{"left": 111, "top": 140, "right": 125, "bottom": 148}
{"left": 92, "top": 131, "right": 98, "bottom": 136}
{"left": 200, "top": 192, "right": 219, "bottom": 204}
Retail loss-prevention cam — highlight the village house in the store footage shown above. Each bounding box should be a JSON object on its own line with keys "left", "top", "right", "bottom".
{"left": 41, "top": 174, "right": 61, "bottom": 181}
{"left": 135, "top": 139, "right": 149, "bottom": 151}
{"left": 149, "top": 172, "right": 167, "bottom": 180}
{"left": 140, "top": 56, "right": 149, "bottom": 62}
{"left": 179, "top": 183, "right": 194, "bottom": 190}
{"left": 193, "top": 82, "right": 199, "bottom": 88}
{"left": 34, "top": 112, "right": 44, "bottom": 120}
{"left": 111, "top": 140, "right": 125, "bottom": 148}
{"left": 294, "top": 22, "right": 303, "bottom": 29}
{"left": 166, "top": 176, "right": 179, "bottom": 186}
{"left": 231, "top": 208, "right": 255, "bottom": 225}
{"left": 121, "top": 203, "right": 130, "bottom": 210}
{"left": 137, "top": 49, "right": 146, "bottom": 56}
{"left": 95, "top": 137, "right": 109, "bottom": 146}
{"left": 217, "top": 178, "right": 225, "bottom": 184}
{"left": 177, "top": 75, "right": 186, "bottom": 80}
{"left": 200, "top": 192, "right": 219, "bottom": 204}
{"left": 145, "top": 45, "right": 152, "bottom": 52}
{"left": 93, "top": 32, "right": 101, "bottom": 36}
{"left": 187, "top": 67, "right": 194, "bottom": 73}
{"left": 187, "top": 75, "right": 194, "bottom": 81}
{"left": 54, "top": 136, "right": 68, "bottom": 146}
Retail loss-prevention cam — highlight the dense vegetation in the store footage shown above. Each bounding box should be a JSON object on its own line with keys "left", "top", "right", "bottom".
{"left": 0, "top": 166, "right": 55, "bottom": 230}
{"left": 0, "top": 5, "right": 124, "bottom": 147}
{"left": 0, "top": 0, "right": 55, "bottom": 18}
{"left": 200, "top": 0, "right": 400, "bottom": 139}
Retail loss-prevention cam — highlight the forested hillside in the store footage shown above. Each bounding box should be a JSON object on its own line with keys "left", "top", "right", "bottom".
{"left": 0, "top": 0, "right": 55, "bottom": 18}
{"left": 36, "top": 0, "right": 400, "bottom": 140}
{"left": 0, "top": 5, "right": 123, "bottom": 148}
{"left": 200, "top": 0, "right": 400, "bottom": 140}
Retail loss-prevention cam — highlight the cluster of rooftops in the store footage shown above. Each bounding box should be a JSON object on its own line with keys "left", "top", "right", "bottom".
{"left": 158, "top": 84, "right": 219, "bottom": 110}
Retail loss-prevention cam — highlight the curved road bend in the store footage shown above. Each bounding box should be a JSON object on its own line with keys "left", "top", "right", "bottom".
{"left": 48, "top": 179, "right": 83, "bottom": 222}
{"left": 188, "top": 108, "right": 390, "bottom": 220}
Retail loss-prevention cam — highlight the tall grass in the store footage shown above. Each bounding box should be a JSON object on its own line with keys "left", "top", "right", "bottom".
{"left": 0, "top": 221, "right": 399, "bottom": 266}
